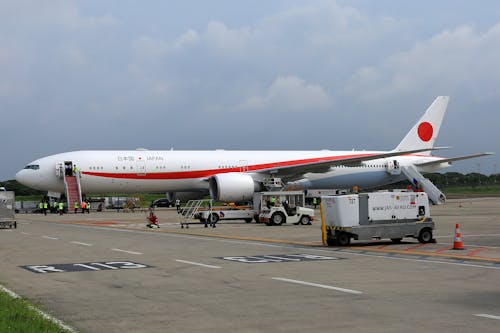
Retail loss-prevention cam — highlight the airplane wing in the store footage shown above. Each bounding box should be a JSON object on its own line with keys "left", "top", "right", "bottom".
{"left": 256, "top": 147, "right": 447, "bottom": 181}
{"left": 414, "top": 152, "right": 495, "bottom": 167}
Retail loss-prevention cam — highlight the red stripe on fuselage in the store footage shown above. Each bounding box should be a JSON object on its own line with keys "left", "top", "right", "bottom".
{"left": 81, "top": 153, "right": 375, "bottom": 180}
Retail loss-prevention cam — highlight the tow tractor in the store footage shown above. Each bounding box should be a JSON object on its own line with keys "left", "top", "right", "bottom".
{"left": 0, "top": 191, "right": 17, "bottom": 229}
{"left": 258, "top": 191, "right": 315, "bottom": 226}
{"left": 321, "top": 191, "right": 434, "bottom": 246}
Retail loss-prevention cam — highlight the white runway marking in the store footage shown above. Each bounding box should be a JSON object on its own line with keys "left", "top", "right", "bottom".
{"left": 271, "top": 277, "right": 363, "bottom": 295}
{"left": 44, "top": 221, "right": 500, "bottom": 270}
{"left": 21, "top": 232, "right": 31, "bottom": 235}
{"left": 70, "top": 241, "right": 93, "bottom": 246}
{"left": 175, "top": 259, "right": 221, "bottom": 269}
{"left": 474, "top": 314, "right": 500, "bottom": 321}
{"left": 111, "top": 248, "right": 142, "bottom": 255}
{"left": 42, "top": 235, "right": 58, "bottom": 240}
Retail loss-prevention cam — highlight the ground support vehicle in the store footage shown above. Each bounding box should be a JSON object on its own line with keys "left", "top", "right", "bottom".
{"left": 195, "top": 204, "right": 254, "bottom": 224}
{"left": 321, "top": 191, "right": 434, "bottom": 246}
{"left": 0, "top": 191, "right": 16, "bottom": 229}
{"left": 257, "top": 191, "right": 315, "bottom": 226}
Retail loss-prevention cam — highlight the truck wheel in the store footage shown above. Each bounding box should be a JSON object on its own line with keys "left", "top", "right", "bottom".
{"left": 209, "top": 213, "right": 219, "bottom": 224}
{"left": 300, "top": 215, "right": 311, "bottom": 225}
{"left": 336, "top": 232, "right": 351, "bottom": 246}
{"left": 271, "top": 212, "right": 285, "bottom": 226}
{"left": 326, "top": 236, "right": 337, "bottom": 246}
{"left": 244, "top": 218, "right": 252, "bottom": 223}
{"left": 418, "top": 228, "right": 433, "bottom": 243}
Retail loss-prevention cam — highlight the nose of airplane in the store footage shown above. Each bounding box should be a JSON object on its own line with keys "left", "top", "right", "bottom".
{"left": 15, "top": 169, "right": 28, "bottom": 186}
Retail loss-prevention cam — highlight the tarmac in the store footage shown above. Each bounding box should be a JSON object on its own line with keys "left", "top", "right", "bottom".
{"left": 1, "top": 197, "right": 499, "bottom": 332}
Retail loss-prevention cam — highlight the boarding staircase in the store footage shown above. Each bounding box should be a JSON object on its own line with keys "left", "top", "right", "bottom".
{"left": 179, "top": 199, "right": 213, "bottom": 228}
{"left": 64, "top": 175, "right": 82, "bottom": 212}
{"left": 401, "top": 165, "right": 446, "bottom": 205}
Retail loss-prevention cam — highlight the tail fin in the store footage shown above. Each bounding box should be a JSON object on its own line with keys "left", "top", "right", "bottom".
{"left": 395, "top": 96, "right": 449, "bottom": 155}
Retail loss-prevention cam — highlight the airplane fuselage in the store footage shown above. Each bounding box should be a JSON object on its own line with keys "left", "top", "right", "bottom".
{"left": 15, "top": 150, "right": 447, "bottom": 194}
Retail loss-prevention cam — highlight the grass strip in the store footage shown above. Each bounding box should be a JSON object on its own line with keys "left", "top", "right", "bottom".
{"left": 0, "top": 286, "right": 74, "bottom": 333}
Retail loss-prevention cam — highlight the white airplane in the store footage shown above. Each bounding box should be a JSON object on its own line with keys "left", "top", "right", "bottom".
{"left": 15, "top": 96, "right": 492, "bottom": 203}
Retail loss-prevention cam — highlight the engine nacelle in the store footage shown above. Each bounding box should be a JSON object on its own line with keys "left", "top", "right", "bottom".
{"left": 209, "top": 173, "right": 257, "bottom": 202}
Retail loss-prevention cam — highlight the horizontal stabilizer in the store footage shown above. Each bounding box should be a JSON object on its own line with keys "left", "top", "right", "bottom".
{"left": 415, "top": 152, "right": 495, "bottom": 167}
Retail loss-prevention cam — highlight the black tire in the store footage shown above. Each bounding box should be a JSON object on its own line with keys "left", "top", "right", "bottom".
{"left": 418, "top": 228, "right": 433, "bottom": 243}
{"left": 209, "top": 213, "right": 219, "bottom": 224}
{"left": 326, "top": 236, "right": 337, "bottom": 246}
{"left": 244, "top": 218, "right": 252, "bottom": 223}
{"left": 300, "top": 215, "right": 310, "bottom": 225}
{"left": 271, "top": 212, "right": 285, "bottom": 226}
{"left": 336, "top": 232, "right": 351, "bottom": 246}
{"left": 391, "top": 238, "right": 403, "bottom": 243}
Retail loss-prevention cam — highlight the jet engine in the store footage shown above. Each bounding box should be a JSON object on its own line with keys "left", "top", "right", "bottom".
{"left": 209, "top": 173, "right": 257, "bottom": 202}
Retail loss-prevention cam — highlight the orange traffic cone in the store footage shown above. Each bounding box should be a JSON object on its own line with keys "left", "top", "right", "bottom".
{"left": 452, "top": 223, "right": 464, "bottom": 250}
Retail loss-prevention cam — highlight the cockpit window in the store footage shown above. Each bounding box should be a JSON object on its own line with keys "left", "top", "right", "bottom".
{"left": 24, "top": 164, "right": 40, "bottom": 170}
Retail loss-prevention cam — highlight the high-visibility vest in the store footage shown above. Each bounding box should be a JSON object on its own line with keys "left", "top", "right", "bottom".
{"left": 270, "top": 197, "right": 276, "bottom": 203}
{"left": 44, "top": 202, "right": 48, "bottom": 209}
{"left": 74, "top": 202, "right": 79, "bottom": 208}
{"left": 58, "top": 202, "right": 64, "bottom": 210}
{"left": 39, "top": 202, "right": 43, "bottom": 209}
{"left": 87, "top": 202, "right": 91, "bottom": 209}
{"left": 313, "top": 198, "right": 317, "bottom": 204}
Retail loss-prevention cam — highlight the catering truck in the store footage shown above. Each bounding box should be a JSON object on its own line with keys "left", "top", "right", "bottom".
{"left": 321, "top": 191, "right": 434, "bottom": 246}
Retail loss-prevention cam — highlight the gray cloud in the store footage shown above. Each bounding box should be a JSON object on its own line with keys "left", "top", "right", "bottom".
{"left": 1, "top": 0, "right": 498, "bottom": 180}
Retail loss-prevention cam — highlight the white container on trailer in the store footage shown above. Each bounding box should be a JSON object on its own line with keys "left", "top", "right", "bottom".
{"left": 321, "top": 191, "right": 434, "bottom": 246}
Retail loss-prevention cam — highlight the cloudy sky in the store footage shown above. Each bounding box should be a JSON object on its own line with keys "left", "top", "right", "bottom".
{"left": 1, "top": 0, "right": 499, "bottom": 181}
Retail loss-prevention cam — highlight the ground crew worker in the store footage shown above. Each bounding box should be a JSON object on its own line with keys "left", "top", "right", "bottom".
{"left": 80, "top": 200, "right": 86, "bottom": 214}
{"left": 74, "top": 201, "right": 79, "bottom": 214}
{"left": 58, "top": 201, "right": 64, "bottom": 215}
{"left": 270, "top": 197, "right": 276, "bottom": 206}
{"left": 43, "top": 201, "right": 48, "bottom": 216}
{"left": 313, "top": 197, "right": 318, "bottom": 209}
{"left": 73, "top": 164, "right": 79, "bottom": 176}
{"left": 52, "top": 201, "right": 58, "bottom": 213}
{"left": 175, "top": 199, "right": 181, "bottom": 213}
{"left": 86, "top": 200, "right": 91, "bottom": 213}
{"left": 39, "top": 201, "right": 44, "bottom": 214}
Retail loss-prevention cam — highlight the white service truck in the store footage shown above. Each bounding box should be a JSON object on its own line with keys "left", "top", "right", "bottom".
{"left": 321, "top": 191, "right": 434, "bottom": 246}
{"left": 258, "top": 191, "right": 315, "bottom": 226}
{"left": 196, "top": 204, "right": 255, "bottom": 224}
{"left": 0, "top": 191, "right": 17, "bottom": 229}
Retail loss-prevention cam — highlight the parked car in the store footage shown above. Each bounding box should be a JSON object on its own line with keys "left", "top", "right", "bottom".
{"left": 150, "top": 198, "right": 173, "bottom": 208}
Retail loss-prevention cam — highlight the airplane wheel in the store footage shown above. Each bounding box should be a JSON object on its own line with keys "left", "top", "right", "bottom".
{"left": 391, "top": 238, "right": 402, "bottom": 243}
{"left": 300, "top": 215, "right": 310, "bottom": 225}
{"left": 244, "top": 218, "right": 252, "bottom": 223}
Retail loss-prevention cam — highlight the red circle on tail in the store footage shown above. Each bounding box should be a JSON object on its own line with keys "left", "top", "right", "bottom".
{"left": 417, "top": 122, "right": 433, "bottom": 142}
